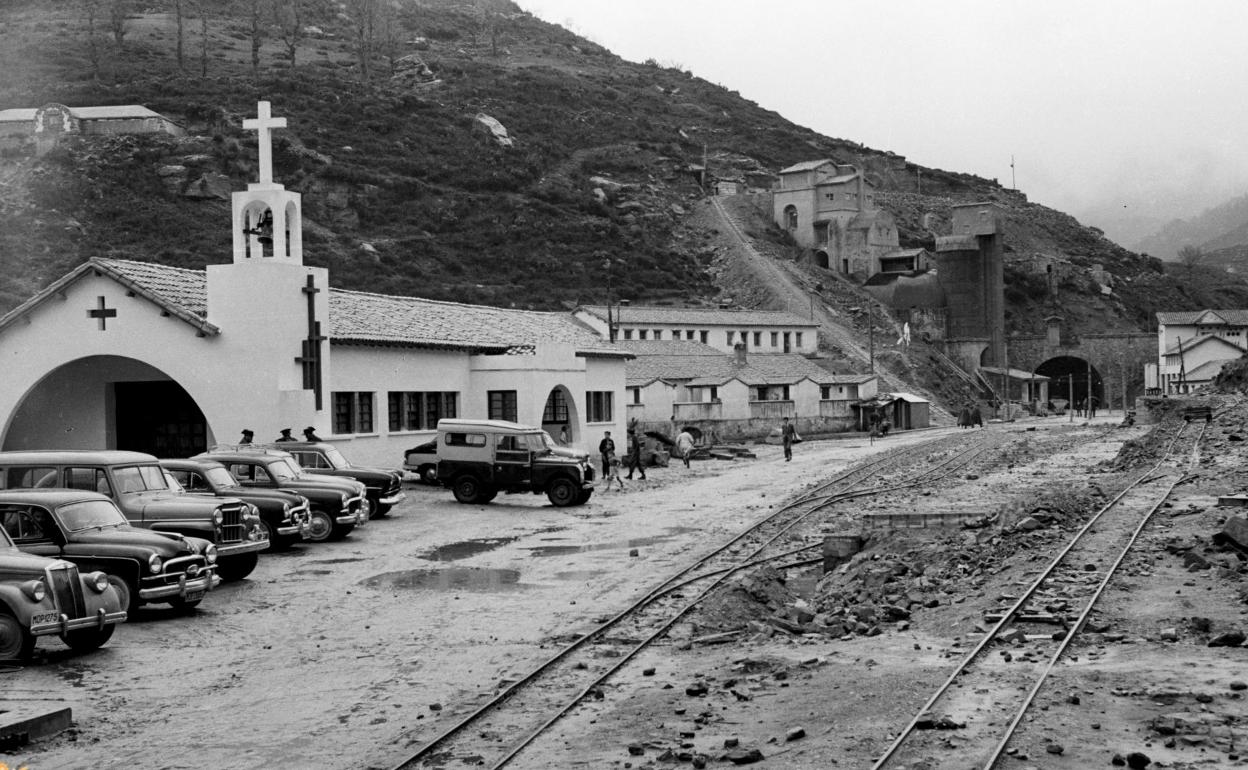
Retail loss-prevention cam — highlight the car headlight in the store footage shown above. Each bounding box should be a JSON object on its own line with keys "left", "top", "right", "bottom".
{"left": 88, "top": 571, "right": 109, "bottom": 593}
{"left": 204, "top": 544, "right": 218, "bottom": 565}
{"left": 22, "top": 580, "right": 45, "bottom": 602}
{"left": 148, "top": 554, "right": 164, "bottom": 574}
{"left": 212, "top": 509, "right": 224, "bottom": 525}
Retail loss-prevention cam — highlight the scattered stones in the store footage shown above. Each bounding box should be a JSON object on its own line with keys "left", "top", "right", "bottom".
{"left": 785, "top": 727, "right": 805, "bottom": 742}
{"left": 642, "top": 667, "right": 656, "bottom": 676}
{"left": 627, "top": 744, "right": 644, "bottom": 756}
{"left": 1208, "top": 629, "right": 1246, "bottom": 647}
{"left": 725, "top": 748, "right": 764, "bottom": 765}
{"left": 1126, "top": 751, "right": 1151, "bottom": 769}
{"left": 428, "top": 703, "right": 442, "bottom": 712}
{"left": 685, "top": 682, "right": 709, "bottom": 697}
{"left": 1159, "top": 627, "right": 1179, "bottom": 642}
{"left": 1230, "top": 681, "right": 1247, "bottom": 691}
{"left": 723, "top": 737, "right": 739, "bottom": 748}
{"left": 1045, "top": 743, "right": 1064, "bottom": 755}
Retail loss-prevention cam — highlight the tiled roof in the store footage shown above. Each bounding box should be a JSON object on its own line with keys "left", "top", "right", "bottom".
{"left": 778, "top": 159, "right": 834, "bottom": 174}
{"left": 625, "top": 348, "right": 866, "bottom": 388}
{"left": 1157, "top": 310, "right": 1248, "bottom": 326}
{"left": 329, "top": 288, "right": 623, "bottom": 354}
{"left": 0, "top": 257, "right": 626, "bottom": 356}
{"left": 579, "top": 305, "right": 817, "bottom": 327}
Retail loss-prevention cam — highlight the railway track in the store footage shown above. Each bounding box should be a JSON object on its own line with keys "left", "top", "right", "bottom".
{"left": 871, "top": 416, "right": 1208, "bottom": 769}
{"left": 389, "top": 428, "right": 1023, "bottom": 770}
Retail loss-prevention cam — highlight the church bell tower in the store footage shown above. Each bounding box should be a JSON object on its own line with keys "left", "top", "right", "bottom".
{"left": 207, "top": 101, "right": 329, "bottom": 432}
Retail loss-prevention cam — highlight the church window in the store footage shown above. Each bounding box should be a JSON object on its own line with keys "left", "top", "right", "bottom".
{"left": 543, "top": 390, "right": 570, "bottom": 423}
{"left": 783, "top": 205, "right": 798, "bottom": 230}
{"left": 333, "top": 392, "right": 374, "bottom": 434}
{"left": 586, "top": 391, "right": 614, "bottom": 423}
{"left": 388, "top": 391, "right": 457, "bottom": 431}
{"left": 487, "top": 390, "right": 518, "bottom": 422}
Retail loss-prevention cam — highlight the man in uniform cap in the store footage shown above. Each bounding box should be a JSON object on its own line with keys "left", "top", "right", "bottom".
{"left": 275, "top": 428, "right": 296, "bottom": 442}
{"left": 303, "top": 426, "right": 324, "bottom": 442}
{"left": 240, "top": 429, "right": 254, "bottom": 445}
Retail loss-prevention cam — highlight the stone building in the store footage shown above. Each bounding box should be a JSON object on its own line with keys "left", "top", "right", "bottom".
{"left": 573, "top": 306, "right": 820, "bottom": 355}
{"left": 0, "top": 103, "right": 184, "bottom": 155}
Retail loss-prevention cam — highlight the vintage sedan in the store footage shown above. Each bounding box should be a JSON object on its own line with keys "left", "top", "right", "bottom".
{"left": 0, "top": 489, "right": 219, "bottom": 614}
{"left": 265, "top": 442, "right": 405, "bottom": 517}
{"left": 0, "top": 451, "right": 268, "bottom": 582}
{"left": 0, "top": 523, "right": 127, "bottom": 661}
{"left": 160, "top": 458, "right": 311, "bottom": 550}
{"left": 195, "top": 448, "right": 367, "bottom": 542}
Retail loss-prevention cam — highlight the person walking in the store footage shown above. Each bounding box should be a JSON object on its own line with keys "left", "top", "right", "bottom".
{"left": 675, "top": 428, "right": 694, "bottom": 469}
{"left": 602, "top": 451, "right": 625, "bottom": 491}
{"left": 781, "top": 417, "right": 796, "bottom": 462}
{"left": 598, "top": 431, "right": 615, "bottom": 477}
{"left": 625, "top": 430, "right": 647, "bottom": 480}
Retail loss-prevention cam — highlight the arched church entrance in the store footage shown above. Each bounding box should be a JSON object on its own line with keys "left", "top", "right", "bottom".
{"left": 541, "top": 386, "right": 579, "bottom": 445}
{"left": 3, "top": 355, "right": 212, "bottom": 457}
{"left": 1036, "top": 356, "right": 1104, "bottom": 410}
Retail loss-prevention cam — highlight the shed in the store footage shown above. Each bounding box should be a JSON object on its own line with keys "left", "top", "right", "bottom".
{"left": 856, "top": 392, "right": 930, "bottom": 431}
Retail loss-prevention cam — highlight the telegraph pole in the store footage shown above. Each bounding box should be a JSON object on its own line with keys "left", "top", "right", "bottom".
{"left": 1010, "top": 155, "right": 1016, "bottom": 190}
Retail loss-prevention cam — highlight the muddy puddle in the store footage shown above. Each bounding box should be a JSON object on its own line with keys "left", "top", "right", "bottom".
{"left": 360, "top": 567, "right": 523, "bottom": 592}
{"left": 419, "top": 537, "right": 519, "bottom": 562}
{"left": 523, "top": 527, "right": 699, "bottom": 557}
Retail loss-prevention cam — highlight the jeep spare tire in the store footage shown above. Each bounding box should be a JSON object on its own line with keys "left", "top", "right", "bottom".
{"left": 546, "top": 478, "right": 580, "bottom": 507}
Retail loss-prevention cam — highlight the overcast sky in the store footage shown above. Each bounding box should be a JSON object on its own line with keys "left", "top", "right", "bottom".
{"left": 517, "top": 0, "right": 1248, "bottom": 247}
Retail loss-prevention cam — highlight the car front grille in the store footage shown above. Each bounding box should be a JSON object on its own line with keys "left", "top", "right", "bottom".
{"left": 151, "top": 555, "right": 210, "bottom": 586}
{"left": 220, "top": 503, "right": 246, "bottom": 544}
{"left": 46, "top": 563, "right": 85, "bottom": 618}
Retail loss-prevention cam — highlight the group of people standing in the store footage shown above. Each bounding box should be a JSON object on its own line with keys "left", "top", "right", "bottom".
{"left": 598, "top": 420, "right": 700, "bottom": 491}
{"left": 957, "top": 402, "right": 984, "bottom": 428}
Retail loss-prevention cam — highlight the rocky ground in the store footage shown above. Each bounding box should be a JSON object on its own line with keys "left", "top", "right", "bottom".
{"left": 3, "top": 407, "right": 1247, "bottom": 770}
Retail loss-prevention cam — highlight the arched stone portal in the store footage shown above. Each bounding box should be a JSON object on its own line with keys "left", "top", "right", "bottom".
{"left": 1036, "top": 356, "right": 1104, "bottom": 410}
{"left": 541, "top": 386, "right": 580, "bottom": 445}
{"left": 3, "top": 355, "right": 213, "bottom": 457}
{"left": 814, "top": 250, "right": 829, "bottom": 269}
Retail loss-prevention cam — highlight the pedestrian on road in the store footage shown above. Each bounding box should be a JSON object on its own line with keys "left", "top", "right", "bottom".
{"left": 598, "top": 431, "right": 615, "bottom": 477}
{"left": 240, "top": 429, "right": 254, "bottom": 445}
{"left": 625, "top": 430, "right": 647, "bottom": 480}
{"left": 781, "top": 417, "right": 796, "bottom": 462}
{"left": 603, "top": 451, "right": 624, "bottom": 491}
{"left": 958, "top": 404, "right": 972, "bottom": 428}
{"left": 675, "top": 428, "right": 695, "bottom": 469}
{"left": 970, "top": 403, "right": 983, "bottom": 428}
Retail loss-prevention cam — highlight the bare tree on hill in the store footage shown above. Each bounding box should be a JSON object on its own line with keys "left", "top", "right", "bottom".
{"left": 81, "top": 0, "right": 104, "bottom": 82}
{"left": 190, "top": 0, "right": 210, "bottom": 78}
{"left": 171, "top": 0, "right": 184, "bottom": 70}
{"left": 1179, "top": 244, "right": 1204, "bottom": 274}
{"left": 107, "top": 0, "right": 130, "bottom": 49}
{"left": 343, "top": 0, "right": 380, "bottom": 82}
{"left": 248, "top": 0, "right": 264, "bottom": 77}
{"left": 271, "top": 0, "right": 305, "bottom": 68}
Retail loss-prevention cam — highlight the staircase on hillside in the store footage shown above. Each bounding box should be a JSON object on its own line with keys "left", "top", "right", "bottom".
{"left": 709, "top": 195, "right": 956, "bottom": 424}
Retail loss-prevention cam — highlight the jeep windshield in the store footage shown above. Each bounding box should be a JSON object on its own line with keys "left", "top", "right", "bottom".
{"left": 114, "top": 465, "right": 170, "bottom": 495}
{"left": 59, "top": 500, "right": 129, "bottom": 531}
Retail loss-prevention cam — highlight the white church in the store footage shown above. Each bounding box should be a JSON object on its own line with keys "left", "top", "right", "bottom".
{"left": 0, "top": 102, "right": 630, "bottom": 466}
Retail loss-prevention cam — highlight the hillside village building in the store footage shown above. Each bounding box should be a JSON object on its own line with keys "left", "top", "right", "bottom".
{"left": 0, "top": 102, "right": 628, "bottom": 466}
{"left": 619, "top": 340, "right": 878, "bottom": 439}
{"left": 574, "top": 306, "right": 819, "bottom": 355}
{"left": 772, "top": 160, "right": 928, "bottom": 279}
{"left": 0, "top": 103, "right": 183, "bottom": 155}
{"left": 1145, "top": 310, "right": 1248, "bottom": 394}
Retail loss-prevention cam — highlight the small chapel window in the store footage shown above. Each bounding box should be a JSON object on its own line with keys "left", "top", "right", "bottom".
{"left": 333, "top": 392, "right": 374, "bottom": 434}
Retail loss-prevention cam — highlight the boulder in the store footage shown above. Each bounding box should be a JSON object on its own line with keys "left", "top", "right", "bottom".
{"left": 1217, "top": 515, "right": 1248, "bottom": 551}
{"left": 1208, "top": 629, "right": 1246, "bottom": 647}
{"left": 473, "top": 113, "right": 514, "bottom": 147}
{"left": 183, "top": 172, "right": 232, "bottom": 200}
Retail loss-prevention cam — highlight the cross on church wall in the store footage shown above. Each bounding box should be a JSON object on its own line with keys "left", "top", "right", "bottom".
{"left": 242, "top": 101, "right": 287, "bottom": 186}
{"left": 88, "top": 295, "right": 117, "bottom": 330}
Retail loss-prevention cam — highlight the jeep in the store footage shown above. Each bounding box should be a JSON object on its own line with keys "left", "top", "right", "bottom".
{"left": 436, "top": 419, "right": 595, "bottom": 507}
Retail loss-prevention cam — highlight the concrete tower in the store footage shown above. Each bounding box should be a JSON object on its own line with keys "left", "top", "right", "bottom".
{"left": 935, "top": 202, "right": 1006, "bottom": 366}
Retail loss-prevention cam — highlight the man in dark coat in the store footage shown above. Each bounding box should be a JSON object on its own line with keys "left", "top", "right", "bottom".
{"left": 240, "top": 429, "right": 254, "bottom": 445}
{"left": 625, "top": 430, "right": 646, "bottom": 480}
{"left": 276, "top": 428, "right": 296, "bottom": 442}
{"left": 598, "top": 431, "right": 615, "bottom": 477}
{"left": 781, "top": 417, "right": 796, "bottom": 461}
{"left": 303, "top": 427, "right": 324, "bottom": 442}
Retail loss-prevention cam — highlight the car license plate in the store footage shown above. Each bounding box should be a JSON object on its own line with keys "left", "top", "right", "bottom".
{"left": 183, "top": 589, "right": 205, "bottom": 603}
{"left": 30, "top": 611, "right": 59, "bottom": 626}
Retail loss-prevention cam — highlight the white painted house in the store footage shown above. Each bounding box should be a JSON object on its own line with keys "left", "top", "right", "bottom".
{"left": 1146, "top": 310, "right": 1248, "bottom": 394}
{"left": 0, "top": 102, "right": 629, "bottom": 466}
{"left": 574, "top": 305, "right": 820, "bottom": 355}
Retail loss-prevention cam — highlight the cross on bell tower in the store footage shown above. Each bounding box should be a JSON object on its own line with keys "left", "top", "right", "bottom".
{"left": 231, "top": 101, "right": 302, "bottom": 264}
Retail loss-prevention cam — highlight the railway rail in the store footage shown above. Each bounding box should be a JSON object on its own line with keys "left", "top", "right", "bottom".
{"left": 388, "top": 426, "right": 1065, "bottom": 770}
{"left": 870, "top": 416, "right": 1208, "bottom": 769}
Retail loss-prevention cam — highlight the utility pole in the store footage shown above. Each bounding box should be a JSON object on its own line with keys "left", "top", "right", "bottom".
{"left": 868, "top": 305, "right": 874, "bottom": 375}
{"left": 701, "top": 143, "right": 708, "bottom": 193}
{"left": 1068, "top": 373, "right": 1074, "bottom": 424}
{"left": 1010, "top": 155, "right": 1016, "bottom": 190}
{"left": 1086, "top": 358, "right": 1093, "bottom": 418}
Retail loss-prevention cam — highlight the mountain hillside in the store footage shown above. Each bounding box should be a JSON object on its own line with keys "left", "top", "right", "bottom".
{"left": 1133, "top": 193, "right": 1248, "bottom": 261}
{"left": 2, "top": 0, "right": 1246, "bottom": 344}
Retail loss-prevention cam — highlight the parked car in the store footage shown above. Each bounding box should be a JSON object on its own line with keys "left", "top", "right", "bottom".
{"left": 261, "top": 442, "right": 405, "bottom": 517}
{"left": 0, "top": 450, "right": 267, "bottom": 582}
{"left": 160, "top": 458, "right": 311, "bottom": 550}
{"left": 403, "top": 440, "right": 438, "bottom": 484}
{"left": 0, "top": 489, "right": 218, "bottom": 614}
{"left": 194, "top": 447, "right": 367, "bottom": 542}
{"left": 0, "top": 522, "right": 127, "bottom": 661}
{"left": 436, "top": 419, "right": 595, "bottom": 507}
